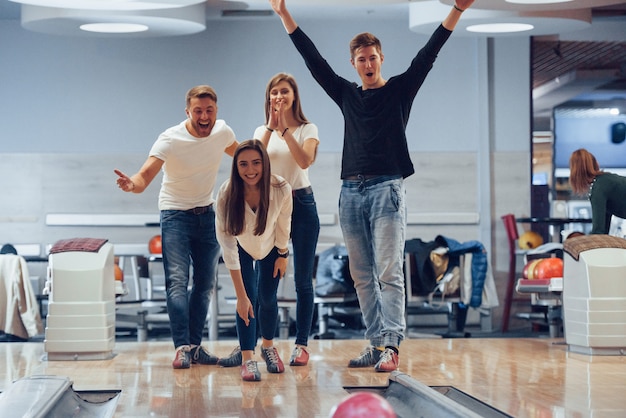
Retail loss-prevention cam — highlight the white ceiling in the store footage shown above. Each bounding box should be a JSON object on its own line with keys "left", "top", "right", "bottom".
{"left": 443, "top": 0, "right": 625, "bottom": 11}
{"left": 2, "top": 1, "right": 626, "bottom": 25}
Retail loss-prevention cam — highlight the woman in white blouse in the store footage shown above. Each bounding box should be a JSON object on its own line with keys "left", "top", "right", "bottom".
{"left": 215, "top": 139, "right": 293, "bottom": 382}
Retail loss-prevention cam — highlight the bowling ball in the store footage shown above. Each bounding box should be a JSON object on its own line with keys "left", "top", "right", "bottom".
{"left": 518, "top": 231, "right": 543, "bottom": 250}
{"left": 329, "top": 392, "right": 396, "bottom": 418}
{"left": 522, "top": 259, "right": 543, "bottom": 280}
{"left": 534, "top": 257, "right": 563, "bottom": 279}
{"left": 564, "top": 231, "right": 585, "bottom": 240}
{"left": 149, "top": 235, "right": 162, "bottom": 254}
{"left": 114, "top": 264, "right": 123, "bottom": 281}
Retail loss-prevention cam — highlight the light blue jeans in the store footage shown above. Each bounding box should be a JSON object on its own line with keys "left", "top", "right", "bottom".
{"left": 339, "top": 175, "right": 406, "bottom": 348}
{"left": 161, "top": 207, "right": 221, "bottom": 349}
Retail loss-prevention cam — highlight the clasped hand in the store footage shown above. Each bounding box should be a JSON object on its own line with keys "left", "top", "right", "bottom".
{"left": 267, "top": 99, "right": 287, "bottom": 134}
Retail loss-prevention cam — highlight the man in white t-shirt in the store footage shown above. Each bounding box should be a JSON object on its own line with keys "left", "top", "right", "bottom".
{"left": 115, "top": 85, "right": 238, "bottom": 369}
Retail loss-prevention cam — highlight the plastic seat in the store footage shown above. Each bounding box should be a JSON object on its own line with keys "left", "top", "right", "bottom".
{"left": 501, "top": 214, "right": 530, "bottom": 332}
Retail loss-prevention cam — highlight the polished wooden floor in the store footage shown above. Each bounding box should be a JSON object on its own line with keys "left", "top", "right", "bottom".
{"left": 2, "top": 336, "right": 626, "bottom": 417}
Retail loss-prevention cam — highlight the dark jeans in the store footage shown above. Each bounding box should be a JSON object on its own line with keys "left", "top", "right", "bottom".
{"left": 161, "top": 207, "right": 220, "bottom": 349}
{"left": 291, "top": 188, "right": 320, "bottom": 346}
{"left": 237, "top": 246, "right": 282, "bottom": 351}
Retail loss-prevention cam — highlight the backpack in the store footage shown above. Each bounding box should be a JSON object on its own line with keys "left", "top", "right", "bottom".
{"left": 314, "top": 245, "right": 356, "bottom": 297}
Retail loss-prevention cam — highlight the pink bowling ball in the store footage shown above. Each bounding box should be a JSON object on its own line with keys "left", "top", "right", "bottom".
{"left": 329, "top": 392, "right": 397, "bottom": 418}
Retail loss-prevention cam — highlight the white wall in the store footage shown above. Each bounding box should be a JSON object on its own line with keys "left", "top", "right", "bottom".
{"left": 0, "top": 18, "right": 485, "bottom": 154}
{"left": 0, "top": 15, "right": 533, "bottom": 306}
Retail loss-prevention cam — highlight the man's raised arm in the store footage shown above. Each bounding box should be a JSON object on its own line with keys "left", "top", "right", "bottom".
{"left": 269, "top": 0, "right": 298, "bottom": 34}
{"left": 442, "top": 1, "right": 475, "bottom": 31}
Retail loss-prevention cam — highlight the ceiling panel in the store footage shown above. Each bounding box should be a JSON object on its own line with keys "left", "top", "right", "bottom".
{"left": 532, "top": 40, "right": 626, "bottom": 89}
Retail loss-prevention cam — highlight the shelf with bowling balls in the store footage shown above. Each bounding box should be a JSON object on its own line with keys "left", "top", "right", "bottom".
{"left": 516, "top": 255, "right": 564, "bottom": 293}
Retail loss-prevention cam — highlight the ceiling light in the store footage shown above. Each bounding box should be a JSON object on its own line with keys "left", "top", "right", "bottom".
{"left": 80, "top": 23, "right": 149, "bottom": 33}
{"left": 9, "top": 1, "right": 203, "bottom": 11}
{"left": 506, "top": 0, "right": 573, "bottom": 4}
{"left": 18, "top": 2, "right": 206, "bottom": 37}
{"left": 466, "top": 23, "right": 534, "bottom": 34}
{"left": 410, "top": 1, "right": 591, "bottom": 37}
{"left": 442, "top": 0, "right": 626, "bottom": 11}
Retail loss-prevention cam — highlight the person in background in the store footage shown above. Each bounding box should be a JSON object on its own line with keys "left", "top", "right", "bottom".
{"left": 115, "top": 85, "right": 238, "bottom": 369}
{"left": 268, "top": 0, "right": 474, "bottom": 372}
{"left": 569, "top": 148, "right": 626, "bottom": 234}
{"left": 215, "top": 139, "right": 293, "bottom": 381}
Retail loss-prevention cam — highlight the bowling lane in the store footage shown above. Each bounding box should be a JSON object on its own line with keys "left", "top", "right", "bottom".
{"left": 2, "top": 338, "right": 626, "bottom": 417}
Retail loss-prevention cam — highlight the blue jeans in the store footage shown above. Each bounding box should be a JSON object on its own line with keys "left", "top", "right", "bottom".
{"left": 161, "top": 207, "right": 221, "bottom": 349}
{"left": 291, "top": 188, "right": 320, "bottom": 346}
{"left": 237, "top": 246, "right": 282, "bottom": 351}
{"left": 339, "top": 175, "right": 406, "bottom": 348}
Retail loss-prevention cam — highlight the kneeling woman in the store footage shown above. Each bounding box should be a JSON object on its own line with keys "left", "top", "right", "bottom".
{"left": 215, "top": 139, "right": 293, "bottom": 381}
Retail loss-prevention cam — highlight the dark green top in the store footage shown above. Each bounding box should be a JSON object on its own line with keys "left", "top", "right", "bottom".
{"left": 588, "top": 172, "right": 626, "bottom": 234}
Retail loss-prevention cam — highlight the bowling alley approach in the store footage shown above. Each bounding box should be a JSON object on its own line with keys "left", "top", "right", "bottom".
{"left": 2, "top": 338, "right": 626, "bottom": 417}
{"left": 2, "top": 0, "right": 626, "bottom": 417}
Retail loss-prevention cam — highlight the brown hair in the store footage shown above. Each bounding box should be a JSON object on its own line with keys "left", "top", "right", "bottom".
{"left": 569, "top": 148, "right": 603, "bottom": 195}
{"left": 264, "top": 73, "right": 309, "bottom": 125}
{"left": 222, "top": 140, "right": 276, "bottom": 236}
{"left": 349, "top": 32, "right": 382, "bottom": 60}
{"left": 186, "top": 85, "right": 218, "bottom": 109}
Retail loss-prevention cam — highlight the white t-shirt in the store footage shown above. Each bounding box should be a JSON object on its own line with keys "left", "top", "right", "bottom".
{"left": 150, "top": 119, "right": 236, "bottom": 210}
{"left": 253, "top": 123, "right": 319, "bottom": 191}
{"left": 215, "top": 174, "right": 293, "bottom": 270}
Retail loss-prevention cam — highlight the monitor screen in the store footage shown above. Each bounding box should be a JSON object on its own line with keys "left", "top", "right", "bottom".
{"left": 553, "top": 106, "right": 626, "bottom": 171}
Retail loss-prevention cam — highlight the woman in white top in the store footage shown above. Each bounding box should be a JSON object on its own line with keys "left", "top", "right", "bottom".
{"left": 258, "top": 73, "right": 320, "bottom": 366}
{"left": 215, "top": 139, "right": 293, "bottom": 382}
{"left": 218, "top": 74, "right": 321, "bottom": 369}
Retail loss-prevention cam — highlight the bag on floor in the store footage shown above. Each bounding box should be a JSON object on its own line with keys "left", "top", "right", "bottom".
{"left": 315, "top": 245, "right": 356, "bottom": 297}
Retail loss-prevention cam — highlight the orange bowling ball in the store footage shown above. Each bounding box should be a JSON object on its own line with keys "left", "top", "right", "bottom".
{"left": 114, "top": 264, "right": 123, "bottom": 281}
{"left": 534, "top": 257, "right": 564, "bottom": 279}
{"left": 149, "top": 235, "right": 162, "bottom": 254}
{"left": 330, "top": 392, "right": 396, "bottom": 418}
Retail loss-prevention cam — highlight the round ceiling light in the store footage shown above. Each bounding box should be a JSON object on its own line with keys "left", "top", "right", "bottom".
{"left": 19, "top": 3, "right": 206, "bottom": 37}
{"left": 409, "top": 1, "right": 591, "bottom": 37}
{"left": 80, "top": 23, "right": 149, "bottom": 33}
{"left": 466, "top": 23, "right": 535, "bottom": 33}
{"left": 9, "top": 1, "right": 204, "bottom": 10}
{"left": 505, "top": 0, "right": 574, "bottom": 3}
{"left": 439, "top": 0, "right": 626, "bottom": 11}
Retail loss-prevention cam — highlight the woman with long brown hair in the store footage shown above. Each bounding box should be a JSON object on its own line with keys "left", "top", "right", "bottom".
{"left": 258, "top": 72, "right": 320, "bottom": 366}
{"left": 569, "top": 148, "right": 626, "bottom": 234}
{"left": 215, "top": 139, "right": 293, "bottom": 381}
